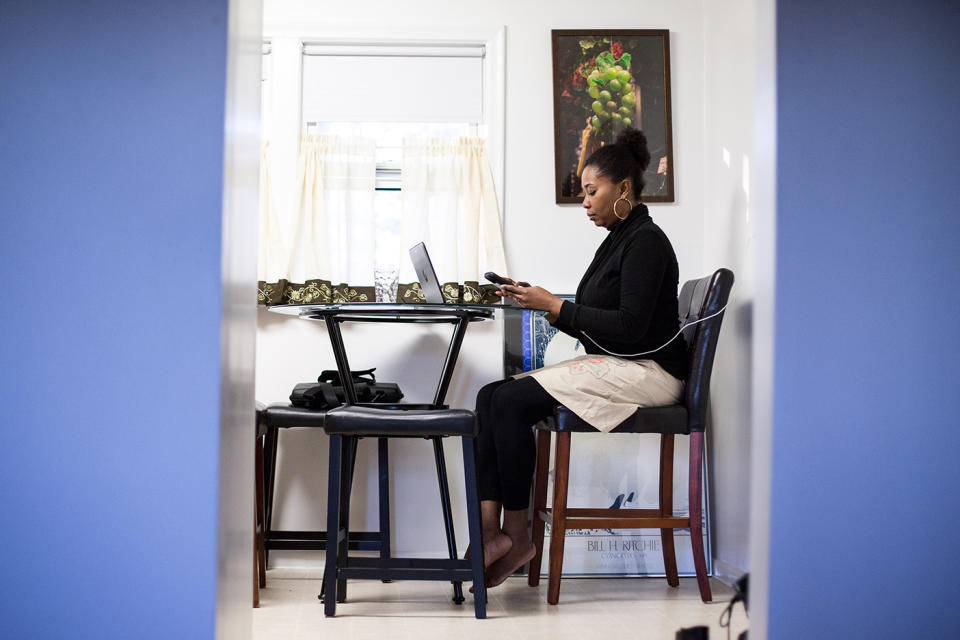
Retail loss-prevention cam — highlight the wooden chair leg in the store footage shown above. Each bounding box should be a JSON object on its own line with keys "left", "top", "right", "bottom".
{"left": 546, "top": 431, "right": 571, "bottom": 605}
{"left": 255, "top": 434, "right": 266, "bottom": 589}
{"left": 253, "top": 507, "right": 260, "bottom": 608}
{"left": 263, "top": 426, "right": 279, "bottom": 567}
{"left": 528, "top": 428, "right": 551, "bottom": 587}
{"left": 688, "top": 431, "right": 712, "bottom": 603}
{"left": 659, "top": 434, "right": 679, "bottom": 588}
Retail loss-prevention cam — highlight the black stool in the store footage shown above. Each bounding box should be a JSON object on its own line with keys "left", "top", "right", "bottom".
{"left": 257, "top": 404, "right": 393, "bottom": 564}
{"left": 322, "top": 405, "right": 487, "bottom": 619}
{"left": 258, "top": 402, "right": 468, "bottom": 605}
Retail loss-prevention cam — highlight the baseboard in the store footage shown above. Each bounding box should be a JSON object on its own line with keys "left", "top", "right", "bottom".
{"left": 712, "top": 558, "right": 746, "bottom": 588}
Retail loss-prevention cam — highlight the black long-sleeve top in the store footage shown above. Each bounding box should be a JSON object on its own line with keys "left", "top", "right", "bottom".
{"left": 552, "top": 203, "right": 687, "bottom": 380}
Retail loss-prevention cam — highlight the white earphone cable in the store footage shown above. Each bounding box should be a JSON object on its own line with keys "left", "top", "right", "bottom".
{"left": 580, "top": 304, "right": 728, "bottom": 358}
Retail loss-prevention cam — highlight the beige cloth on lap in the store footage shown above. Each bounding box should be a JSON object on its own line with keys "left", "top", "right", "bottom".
{"left": 514, "top": 355, "right": 683, "bottom": 433}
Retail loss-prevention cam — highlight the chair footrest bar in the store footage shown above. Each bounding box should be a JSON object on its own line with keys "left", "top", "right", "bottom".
{"left": 338, "top": 567, "right": 474, "bottom": 581}
{"left": 266, "top": 540, "right": 383, "bottom": 551}
{"left": 266, "top": 530, "right": 383, "bottom": 551}
{"left": 267, "top": 530, "right": 382, "bottom": 541}
{"left": 564, "top": 516, "right": 690, "bottom": 529}
{"left": 334, "top": 557, "right": 475, "bottom": 581}
{"left": 346, "top": 557, "right": 470, "bottom": 570}
{"left": 536, "top": 509, "right": 690, "bottom": 530}
{"left": 565, "top": 508, "right": 662, "bottom": 517}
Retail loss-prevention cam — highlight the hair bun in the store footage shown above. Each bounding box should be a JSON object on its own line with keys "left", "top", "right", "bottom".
{"left": 616, "top": 128, "right": 651, "bottom": 172}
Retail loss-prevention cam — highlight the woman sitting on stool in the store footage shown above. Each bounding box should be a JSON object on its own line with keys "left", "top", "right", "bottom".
{"left": 475, "top": 128, "right": 688, "bottom": 587}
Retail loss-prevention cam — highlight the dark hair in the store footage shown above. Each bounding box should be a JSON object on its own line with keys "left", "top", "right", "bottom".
{"left": 582, "top": 128, "right": 651, "bottom": 200}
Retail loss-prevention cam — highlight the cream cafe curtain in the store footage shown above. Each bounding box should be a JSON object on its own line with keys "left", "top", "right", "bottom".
{"left": 258, "top": 135, "right": 377, "bottom": 304}
{"left": 258, "top": 135, "right": 506, "bottom": 306}
{"left": 257, "top": 141, "right": 287, "bottom": 285}
{"left": 399, "top": 137, "right": 507, "bottom": 284}
{"left": 289, "top": 135, "right": 376, "bottom": 285}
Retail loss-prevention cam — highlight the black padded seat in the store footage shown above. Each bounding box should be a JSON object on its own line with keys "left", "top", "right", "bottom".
{"left": 552, "top": 405, "right": 690, "bottom": 434}
{"left": 324, "top": 405, "right": 477, "bottom": 437}
{"left": 260, "top": 402, "right": 434, "bottom": 429}
{"left": 259, "top": 402, "right": 328, "bottom": 429}
{"left": 255, "top": 402, "right": 269, "bottom": 437}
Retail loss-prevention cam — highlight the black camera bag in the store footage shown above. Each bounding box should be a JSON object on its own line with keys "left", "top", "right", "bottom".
{"left": 289, "top": 367, "right": 403, "bottom": 410}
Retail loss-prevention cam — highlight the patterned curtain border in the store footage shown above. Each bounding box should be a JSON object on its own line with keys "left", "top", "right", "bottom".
{"left": 258, "top": 279, "right": 502, "bottom": 306}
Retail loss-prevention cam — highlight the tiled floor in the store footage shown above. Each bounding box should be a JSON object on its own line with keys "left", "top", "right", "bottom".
{"left": 253, "top": 569, "right": 749, "bottom": 639}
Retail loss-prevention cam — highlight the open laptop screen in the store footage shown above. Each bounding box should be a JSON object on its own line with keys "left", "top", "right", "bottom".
{"left": 408, "top": 242, "right": 445, "bottom": 304}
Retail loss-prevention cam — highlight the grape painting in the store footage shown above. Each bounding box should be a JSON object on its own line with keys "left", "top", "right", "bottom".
{"left": 552, "top": 30, "right": 675, "bottom": 203}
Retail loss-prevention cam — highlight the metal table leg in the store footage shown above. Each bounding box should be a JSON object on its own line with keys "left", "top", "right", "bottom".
{"left": 378, "top": 437, "right": 392, "bottom": 582}
{"left": 432, "top": 436, "right": 463, "bottom": 603}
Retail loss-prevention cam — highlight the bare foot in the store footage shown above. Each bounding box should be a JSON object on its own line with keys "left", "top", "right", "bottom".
{"left": 465, "top": 531, "right": 512, "bottom": 568}
{"left": 483, "top": 531, "right": 512, "bottom": 568}
{"left": 485, "top": 540, "right": 536, "bottom": 588}
{"left": 467, "top": 532, "right": 513, "bottom": 594}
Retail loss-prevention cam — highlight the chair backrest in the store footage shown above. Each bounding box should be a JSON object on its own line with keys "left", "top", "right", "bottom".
{"left": 678, "top": 268, "right": 734, "bottom": 431}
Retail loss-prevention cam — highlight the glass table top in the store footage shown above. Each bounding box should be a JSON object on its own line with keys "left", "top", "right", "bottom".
{"left": 267, "top": 301, "right": 523, "bottom": 322}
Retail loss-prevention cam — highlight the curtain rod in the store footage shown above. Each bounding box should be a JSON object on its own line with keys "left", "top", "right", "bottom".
{"left": 302, "top": 43, "right": 485, "bottom": 58}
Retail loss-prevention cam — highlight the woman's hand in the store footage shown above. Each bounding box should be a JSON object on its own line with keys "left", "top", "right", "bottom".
{"left": 499, "top": 283, "right": 563, "bottom": 318}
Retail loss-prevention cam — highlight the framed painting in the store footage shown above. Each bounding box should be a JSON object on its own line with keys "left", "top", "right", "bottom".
{"left": 551, "top": 30, "right": 674, "bottom": 204}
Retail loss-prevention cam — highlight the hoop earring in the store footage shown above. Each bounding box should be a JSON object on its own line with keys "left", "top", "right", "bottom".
{"left": 613, "top": 196, "right": 631, "bottom": 220}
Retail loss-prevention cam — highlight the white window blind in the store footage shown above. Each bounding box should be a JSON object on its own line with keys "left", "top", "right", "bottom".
{"left": 301, "top": 43, "right": 485, "bottom": 123}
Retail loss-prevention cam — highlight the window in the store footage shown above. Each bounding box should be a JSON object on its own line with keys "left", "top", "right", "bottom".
{"left": 256, "top": 34, "right": 506, "bottom": 295}
{"left": 300, "top": 42, "right": 493, "bottom": 276}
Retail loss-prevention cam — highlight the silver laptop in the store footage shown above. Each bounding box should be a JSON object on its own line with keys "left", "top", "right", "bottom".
{"left": 408, "top": 242, "right": 445, "bottom": 304}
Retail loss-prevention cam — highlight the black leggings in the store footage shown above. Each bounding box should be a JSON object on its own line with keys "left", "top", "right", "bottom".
{"left": 475, "top": 376, "right": 558, "bottom": 510}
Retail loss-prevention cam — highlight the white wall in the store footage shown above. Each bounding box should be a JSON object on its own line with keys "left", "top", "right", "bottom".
{"left": 701, "top": 0, "right": 759, "bottom": 582}
{"left": 258, "top": 0, "right": 753, "bottom": 572}
{"left": 748, "top": 0, "right": 777, "bottom": 630}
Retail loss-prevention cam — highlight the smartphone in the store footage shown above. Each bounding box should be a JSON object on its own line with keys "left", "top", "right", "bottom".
{"left": 484, "top": 271, "right": 511, "bottom": 286}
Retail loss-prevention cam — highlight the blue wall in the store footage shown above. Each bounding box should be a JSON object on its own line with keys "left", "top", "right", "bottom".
{"left": 771, "top": 1, "right": 960, "bottom": 636}
{"left": 0, "top": 1, "right": 229, "bottom": 637}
